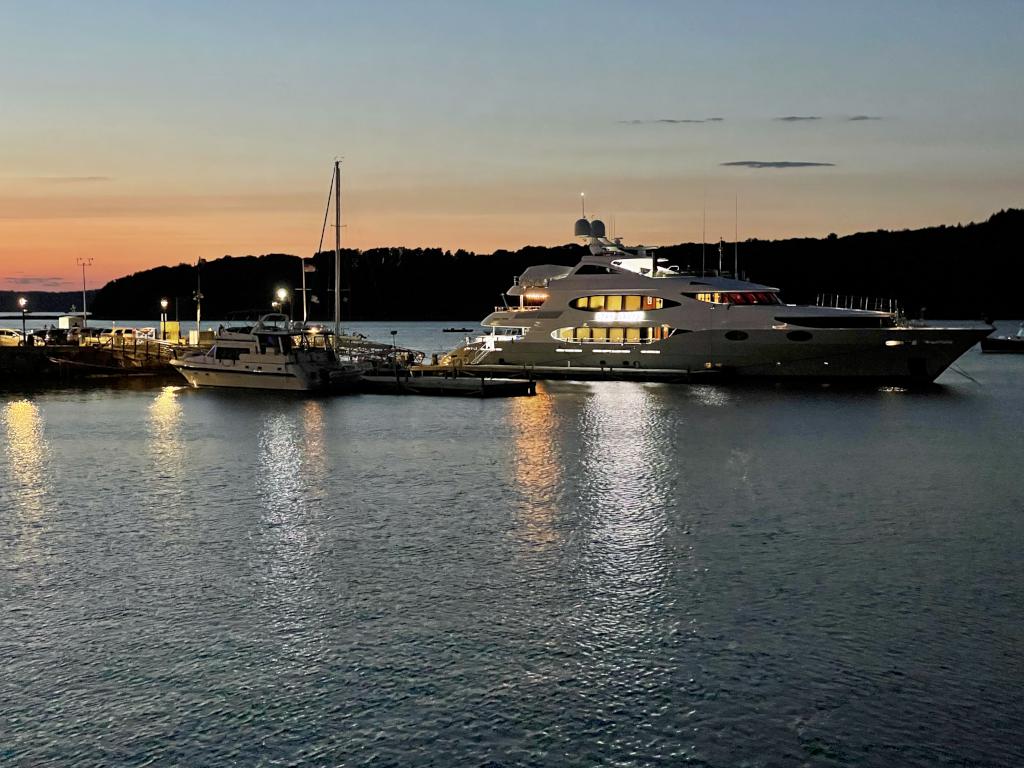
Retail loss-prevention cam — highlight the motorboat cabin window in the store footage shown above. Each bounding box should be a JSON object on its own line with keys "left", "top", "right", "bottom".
{"left": 687, "top": 291, "right": 781, "bottom": 305}
{"left": 214, "top": 346, "right": 244, "bottom": 361}
{"left": 571, "top": 295, "right": 678, "bottom": 311}
{"left": 574, "top": 264, "right": 618, "bottom": 275}
{"left": 553, "top": 325, "right": 676, "bottom": 344}
{"left": 257, "top": 333, "right": 291, "bottom": 355}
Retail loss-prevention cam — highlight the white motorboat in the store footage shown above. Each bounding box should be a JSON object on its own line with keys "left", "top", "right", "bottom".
{"left": 441, "top": 217, "right": 992, "bottom": 385}
{"left": 171, "top": 314, "right": 364, "bottom": 391}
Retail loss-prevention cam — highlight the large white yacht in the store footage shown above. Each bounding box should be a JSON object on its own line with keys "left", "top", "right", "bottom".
{"left": 171, "top": 314, "right": 365, "bottom": 391}
{"left": 441, "top": 218, "right": 991, "bottom": 384}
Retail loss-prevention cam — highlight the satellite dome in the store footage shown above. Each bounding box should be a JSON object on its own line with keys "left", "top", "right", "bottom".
{"left": 590, "top": 219, "right": 606, "bottom": 237}
{"left": 574, "top": 218, "right": 592, "bottom": 237}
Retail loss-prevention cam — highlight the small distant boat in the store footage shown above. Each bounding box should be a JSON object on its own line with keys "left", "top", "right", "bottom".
{"left": 442, "top": 327, "right": 476, "bottom": 333}
{"left": 171, "top": 314, "right": 365, "bottom": 391}
{"left": 980, "top": 322, "right": 1024, "bottom": 353}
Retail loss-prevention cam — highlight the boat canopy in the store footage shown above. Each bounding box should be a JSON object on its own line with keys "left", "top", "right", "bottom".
{"left": 508, "top": 265, "right": 576, "bottom": 295}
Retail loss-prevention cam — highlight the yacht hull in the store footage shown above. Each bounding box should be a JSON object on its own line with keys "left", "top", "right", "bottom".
{"left": 453, "top": 326, "right": 989, "bottom": 385}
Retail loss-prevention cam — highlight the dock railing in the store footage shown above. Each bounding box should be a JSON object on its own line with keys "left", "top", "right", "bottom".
{"left": 91, "top": 335, "right": 178, "bottom": 368}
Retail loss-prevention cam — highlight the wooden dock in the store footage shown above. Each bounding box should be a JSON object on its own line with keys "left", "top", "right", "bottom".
{"left": 0, "top": 339, "right": 184, "bottom": 385}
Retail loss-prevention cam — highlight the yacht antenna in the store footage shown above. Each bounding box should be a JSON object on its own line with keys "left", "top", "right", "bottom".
{"left": 734, "top": 194, "right": 739, "bottom": 278}
{"left": 718, "top": 238, "right": 724, "bottom": 275}
{"left": 334, "top": 159, "right": 342, "bottom": 342}
{"left": 580, "top": 192, "right": 586, "bottom": 218}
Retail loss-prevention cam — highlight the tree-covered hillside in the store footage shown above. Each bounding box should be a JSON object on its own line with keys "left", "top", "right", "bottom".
{"left": 90, "top": 210, "right": 1024, "bottom": 321}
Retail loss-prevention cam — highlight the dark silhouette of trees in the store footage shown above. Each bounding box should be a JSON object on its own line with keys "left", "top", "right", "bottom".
{"left": 88, "top": 209, "right": 1023, "bottom": 321}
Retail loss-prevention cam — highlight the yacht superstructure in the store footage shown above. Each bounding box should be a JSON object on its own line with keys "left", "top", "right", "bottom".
{"left": 442, "top": 217, "right": 991, "bottom": 384}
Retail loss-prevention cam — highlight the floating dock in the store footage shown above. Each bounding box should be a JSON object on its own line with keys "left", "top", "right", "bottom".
{"left": 361, "top": 371, "right": 536, "bottom": 397}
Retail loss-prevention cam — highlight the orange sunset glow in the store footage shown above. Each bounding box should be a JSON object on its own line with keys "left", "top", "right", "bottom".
{"left": 2, "top": 2, "right": 1021, "bottom": 291}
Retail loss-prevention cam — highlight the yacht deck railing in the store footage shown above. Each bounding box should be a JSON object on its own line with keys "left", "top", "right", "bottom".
{"left": 815, "top": 294, "right": 902, "bottom": 315}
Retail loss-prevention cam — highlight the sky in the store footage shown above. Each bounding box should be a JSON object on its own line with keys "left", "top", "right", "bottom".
{"left": 1, "top": 0, "right": 1023, "bottom": 290}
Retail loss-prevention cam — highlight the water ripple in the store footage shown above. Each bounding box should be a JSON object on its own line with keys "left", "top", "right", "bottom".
{"left": 1, "top": 372, "right": 1022, "bottom": 767}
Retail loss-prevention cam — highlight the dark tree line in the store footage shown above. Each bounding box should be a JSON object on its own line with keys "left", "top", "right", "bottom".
{"left": 89, "top": 209, "right": 1023, "bottom": 321}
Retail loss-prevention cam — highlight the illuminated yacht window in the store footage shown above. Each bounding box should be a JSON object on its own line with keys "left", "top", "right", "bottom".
{"left": 688, "top": 291, "right": 781, "bottom": 305}
{"left": 551, "top": 325, "right": 677, "bottom": 344}
{"left": 570, "top": 295, "right": 677, "bottom": 311}
{"left": 522, "top": 290, "right": 548, "bottom": 307}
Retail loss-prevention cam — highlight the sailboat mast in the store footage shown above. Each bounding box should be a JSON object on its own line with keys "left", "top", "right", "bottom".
{"left": 301, "top": 258, "right": 308, "bottom": 323}
{"left": 734, "top": 194, "right": 739, "bottom": 278}
{"left": 701, "top": 198, "right": 706, "bottom": 277}
{"left": 334, "top": 160, "right": 341, "bottom": 342}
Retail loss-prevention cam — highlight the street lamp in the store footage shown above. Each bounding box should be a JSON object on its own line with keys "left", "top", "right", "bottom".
{"left": 160, "top": 298, "right": 169, "bottom": 341}
{"left": 18, "top": 297, "right": 28, "bottom": 347}
{"left": 275, "top": 288, "right": 291, "bottom": 320}
{"left": 390, "top": 329, "right": 399, "bottom": 382}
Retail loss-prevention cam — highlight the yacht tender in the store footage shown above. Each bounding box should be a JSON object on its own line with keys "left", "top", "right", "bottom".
{"left": 171, "top": 314, "right": 365, "bottom": 391}
{"left": 441, "top": 218, "right": 991, "bottom": 384}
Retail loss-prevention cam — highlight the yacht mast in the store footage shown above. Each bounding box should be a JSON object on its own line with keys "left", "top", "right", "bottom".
{"left": 334, "top": 160, "right": 341, "bottom": 342}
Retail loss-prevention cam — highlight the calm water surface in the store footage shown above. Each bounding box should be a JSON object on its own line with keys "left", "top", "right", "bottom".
{"left": 1, "top": 323, "right": 1022, "bottom": 767}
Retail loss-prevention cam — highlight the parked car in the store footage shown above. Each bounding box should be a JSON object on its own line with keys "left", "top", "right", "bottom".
{"left": 0, "top": 328, "right": 24, "bottom": 347}
{"left": 32, "top": 327, "right": 69, "bottom": 345}
{"left": 100, "top": 328, "right": 141, "bottom": 344}
{"left": 81, "top": 328, "right": 112, "bottom": 344}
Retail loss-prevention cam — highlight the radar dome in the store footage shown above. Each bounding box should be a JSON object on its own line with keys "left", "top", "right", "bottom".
{"left": 574, "top": 218, "right": 592, "bottom": 237}
{"left": 590, "top": 219, "right": 606, "bottom": 237}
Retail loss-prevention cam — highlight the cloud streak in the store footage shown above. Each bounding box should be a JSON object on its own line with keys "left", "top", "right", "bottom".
{"left": 775, "top": 116, "right": 821, "bottom": 122}
{"left": 30, "top": 176, "right": 112, "bottom": 184}
{"left": 849, "top": 115, "right": 882, "bottom": 121}
{"left": 721, "top": 160, "right": 835, "bottom": 169}
{"left": 2, "top": 276, "right": 70, "bottom": 287}
{"left": 619, "top": 118, "right": 724, "bottom": 124}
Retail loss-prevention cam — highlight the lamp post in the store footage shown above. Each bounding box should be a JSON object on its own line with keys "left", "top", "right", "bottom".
{"left": 76, "top": 257, "right": 93, "bottom": 327}
{"left": 160, "top": 298, "right": 168, "bottom": 341}
{"left": 18, "top": 297, "right": 28, "bottom": 347}
{"left": 276, "top": 288, "right": 291, "bottom": 320}
{"left": 390, "top": 329, "right": 399, "bottom": 382}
